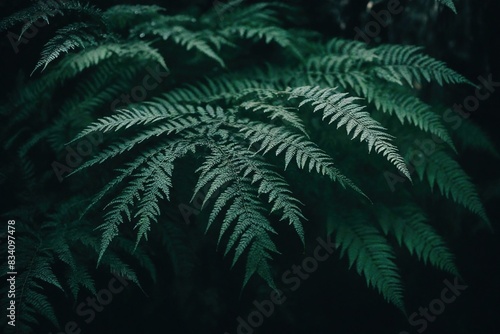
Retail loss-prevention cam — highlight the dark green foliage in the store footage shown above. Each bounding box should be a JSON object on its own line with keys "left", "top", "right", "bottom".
{"left": 0, "top": 0, "right": 494, "bottom": 332}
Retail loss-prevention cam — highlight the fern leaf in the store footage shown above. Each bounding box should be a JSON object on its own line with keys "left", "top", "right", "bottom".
{"left": 365, "top": 84, "right": 456, "bottom": 151}
{"left": 103, "top": 4, "right": 165, "bottom": 29}
{"left": 225, "top": 142, "right": 306, "bottom": 243}
{"left": 235, "top": 121, "right": 367, "bottom": 198}
{"left": 132, "top": 21, "right": 225, "bottom": 67}
{"left": 240, "top": 100, "right": 308, "bottom": 136}
{"left": 328, "top": 212, "right": 405, "bottom": 310}
{"left": 287, "top": 86, "right": 411, "bottom": 179}
{"left": 437, "top": 0, "right": 457, "bottom": 13}
{"left": 452, "top": 120, "right": 499, "bottom": 158}
{"left": 133, "top": 151, "right": 175, "bottom": 249}
{"left": 54, "top": 41, "right": 167, "bottom": 83}
{"left": 32, "top": 22, "right": 100, "bottom": 74}
{"left": 196, "top": 144, "right": 279, "bottom": 289}
{"left": 223, "top": 26, "right": 298, "bottom": 54}
{"left": 411, "top": 148, "right": 490, "bottom": 226}
{"left": 376, "top": 204, "right": 458, "bottom": 276}
{"left": 67, "top": 266, "right": 96, "bottom": 299}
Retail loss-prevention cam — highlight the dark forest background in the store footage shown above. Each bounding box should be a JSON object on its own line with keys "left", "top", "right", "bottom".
{"left": 0, "top": 0, "right": 499, "bottom": 333}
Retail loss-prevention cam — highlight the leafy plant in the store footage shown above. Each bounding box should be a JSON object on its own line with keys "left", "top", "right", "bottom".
{"left": 0, "top": 0, "right": 495, "bottom": 332}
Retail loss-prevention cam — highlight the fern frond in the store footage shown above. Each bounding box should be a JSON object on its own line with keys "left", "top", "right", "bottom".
{"left": 67, "top": 266, "right": 96, "bottom": 299}
{"left": 323, "top": 38, "right": 372, "bottom": 57}
{"left": 133, "top": 150, "right": 175, "bottom": 249}
{"left": 235, "top": 121, "right": 366, "bottom": 198}
{"left": 207, "top": 1, "right": 281, "bottom": 26}
{"left": 222, "top": 26, "right": 298, "bottom": 54}
{"left": 328, "top": 212, "right": 405, "bottom": 310}
{"left": 54, "top": 41, "right": 167, "bottom": 80}
{"left": 103, "top": 4, "right": 165, "bottom": 29}
{"left": 10, "top": 240, "right": 63, "bottom": 331}
{"left": 240, "top": 101, "right": 308, "bottom": 136}
{"left": 0, "top": 0, "right": 95, "bottom": 32}
{"left": 162, "top": 76, "right": 267, "bottom": 105}
{"left": 436, "top": 0, "right": 457, "bottom": 13}
{"left": 371, "top": 45, "right": 471, "bottom": 87}
{"left": 70, "top": 108, "right": 209, "bottom": 174}
{"left": 452, "top": 120, "right": 499, "bottom": 158}
{"left": 131, "top": 20, "right": 225, "bottom": 67}
{"left": 196, "top": 144, "right": 278, "bottom": 289}
{"left": 92, "top": 140, "right": 197, "bottom": 263}
{"left": 376, "top": 204, "right": 458, "bottom": 276}
{"left": 113, "top": 237, "right": 157, "bottom": 283}
{"left": 33, "top": 22, "right": 101, "bottom": 74}
{"left": 200, "top": 142, "right": 306, "bottom": 243}
{"left": 365, "top": 84, "right": 456, "bottom": 151}
{"left": 411, "top": 148, "right": 490, "bottom": 226}
{"left": 287, "top": 86, "right": 411, "bottom": 179}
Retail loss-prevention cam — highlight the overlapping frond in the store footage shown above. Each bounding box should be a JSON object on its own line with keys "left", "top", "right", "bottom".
{"left": 328, "top": 212, "right": 405, "bottom": 310}
{"left": 286, "top": 86, "right": 411, "bottom": 179}
{"left": 0, "top": 2, "right": 493, "bottom": 331}
{"left": 411, "top": 148, "right": 490, "bottom": 226}
{"left": 376, "top": 204, "right": 458, "bottom": 276}
{"left": 371, "top": 44, "right": 471, "bottom": 87}
{"left": 196, "top": 144, "right": 279, "bottom": 288}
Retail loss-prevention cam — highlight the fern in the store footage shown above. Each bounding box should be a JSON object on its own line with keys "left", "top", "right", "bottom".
{"left": 0, "top": 0, "right": 494, "bottom": 332}
{"left": 376, "top": 203, "right": 458, "bottom": 276}
{"left": 410, "top": 148, "right": 490, "bottom": 226}
{"left": 437, "top": 0, "right": 458, "bottom": 13}
{"left": 328, "top": 211, "right": 405, "bottom": 310}
{"left": 32, "top": 22, "right": 102, "bottom": 74}
{"left": 196, "top": 143, "right": 279, "bottom": 288}
{"left": 0, "top": 197, "right": 155, "bottom": 332}
{"left": 286, "top": 85, "right": 411, "bottom": 179}
{"left": 0, "top": 1, "right": 101, "bottom": 34}
{"left": 131, "top": 21, "right": 226, "bottom": 67}
{"left": 371, "top": 44, "right": 471, "bottom": 87}
{"left": 364, "top": 84, "right": 456, "bottom": 151}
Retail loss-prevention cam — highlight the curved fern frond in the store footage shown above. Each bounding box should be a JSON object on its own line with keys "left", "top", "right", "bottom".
{"left": 222, "top": 26, "right": 298, "bottom": 55}
{"left": 411, "top": 148, "right": 490, "bottom": 226}
{"left": 196, "top": 144, "right": 279, "bottom": 289}
{"left": 371, "top": 45, "right": 471, "bottom": 87}
{"left": 131, "top": 20, "right": 226, "bottom": 67}
{"left": 452, "top": 120, "right": 499, "bottom": 158}
{"left": 437, "top": 0, "right": 457, "bottom": 13}
{"left": 234, "top": 121, "right": 367, "bottom": 198}
{"left": 240, "top": 101, "right": 308, "bottom": 136}
{"left": 32, "top": 22, "right": 102, "bottom": 74}
{"left": 103, "top": 4, "right": 165, "bottom": 30}
{"left": 0, "top": 1, "right": 100, "bottom": 33}
{"left": 287, "top": 86, "right": 411, "bottom": 179}
{"left": 376, "top": 204, "right": 458, "bottom": 276}
{"left": 94, "top": 140, "right": 196, "bottom": 263}
{"left": 328, "top": 212, "right": 405, "bottom": 311}
{"left": 364, "top": 84, "right": 456, "bottom": 151}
